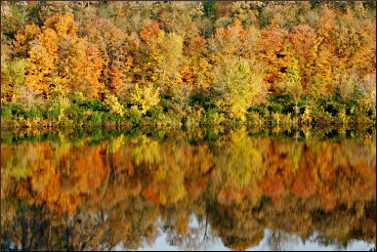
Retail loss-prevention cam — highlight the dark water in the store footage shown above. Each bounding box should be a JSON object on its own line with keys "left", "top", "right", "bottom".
{"left": 1, "top": 128, "right": 376, "bottom": 251}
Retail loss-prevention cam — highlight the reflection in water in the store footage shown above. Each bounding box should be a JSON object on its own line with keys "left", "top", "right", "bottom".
{"left": 1, "top": 129, "right": 376, "bottom": 251}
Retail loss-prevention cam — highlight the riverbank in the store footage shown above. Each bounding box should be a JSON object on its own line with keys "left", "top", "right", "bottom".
{"left": 1, "top": 93, "right": 375, "bottom": 131}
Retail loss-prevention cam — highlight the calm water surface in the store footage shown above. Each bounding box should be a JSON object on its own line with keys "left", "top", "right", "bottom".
{"left": 1, "top": 128, "right": 375, "bottom": 251}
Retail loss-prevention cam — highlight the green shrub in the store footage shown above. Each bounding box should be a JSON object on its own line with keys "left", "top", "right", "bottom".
{"left": 1, "top": 58, "right": 26, "bottom": 102}
{"left": 81, "top": 100, "right": 107, "bottom": 112}
{"left": 64, "top": 104, "right": 83, "bottom": 123}
{"left": 24, "top": 105, "right": 43, "bottom": 119}
{"left": 1, "top": 104, "right": 13, "bottom": 119}
{"left": 88, "top": 111, "right": 104, "bottom": 125}
{"left": 203, "top": 0, "right": 217, "bottom": 18}
{"left": 202, "top": 108, "right": 225, "bottom": 126}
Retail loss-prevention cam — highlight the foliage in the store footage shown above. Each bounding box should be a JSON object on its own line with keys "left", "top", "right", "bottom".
{"left": 0, "top": 1, "right": 375, "bottom": 129}
{"left": 211, "top": 57, "right": 264, "bottom": 121}
{"left": 1, "top": 58, "right": 26, "bottom": 102}
{"left": 129, "top": 84, "right": 160, "bottom": 115}
{"left": 104, "top": 93, "right": 125, "bottom": 117}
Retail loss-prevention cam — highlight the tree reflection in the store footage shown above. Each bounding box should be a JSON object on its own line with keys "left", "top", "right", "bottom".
{"left": 1, "top": 130, "right": 375, "bottom": 250}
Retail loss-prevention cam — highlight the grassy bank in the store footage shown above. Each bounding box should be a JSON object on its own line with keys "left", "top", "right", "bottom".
{"left": 1, "top": 91, "right": 375, "bottom": 130}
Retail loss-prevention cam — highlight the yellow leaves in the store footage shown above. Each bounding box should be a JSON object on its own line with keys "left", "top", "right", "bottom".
{"left": 216, "top": 129, "right": 263, "bottom": 188}
{"left": 108, "top": 135, "right": 125, "bottom": 154}
{"left": 158, "top": 176, "right": 186, "bottom": 205}
{"left": 287, "top": 143, "right": 302, "bottom": 175}
{"left": 124, "top": 56, "right": 134, "bottom": 70}
{"left": 14, "top": 33, "right": 26, "bottom": 46}
{"left": 104, "top": 93, "right": 125, "bottom": 117}
{"left": 150, "top": 73, "right": 159, "bottom": 82}
{"left": 213, "top": 57, "right": 264, "bottom": 120}
{"left": 130, "top": 84, "right": 160, "bottom": 115}
{"left": 11, "top": 24, "right": 41, "bottom": 55}
{"left": 1, "top": 58, "right": 26, "bottom": 102}
{"left": 24, "top": 23, "right": 41, "bottom": 37}
{"left": 131, "top": 135, "right": 161, "bottom": 167}
{"left": 179, "top": 65, "right": 194, "bottom": 86}
{"left": 155, "top": 32, "right": 184, "bottom": 87}
{"left": 301, "top": 106, "right": 313, "bottom": 125}
{"left": 281, "top": 57, "right": 303, "bottom": 101}
{"left": 139, "top": 30, "right": 184, "bottom": 92}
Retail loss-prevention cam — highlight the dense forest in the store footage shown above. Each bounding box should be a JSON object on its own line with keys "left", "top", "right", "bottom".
{"left": 1, "top": 129, "right": 375, "bottom": 250}
{"left": 1, "top": 1, "right": 376, "bottom": 129}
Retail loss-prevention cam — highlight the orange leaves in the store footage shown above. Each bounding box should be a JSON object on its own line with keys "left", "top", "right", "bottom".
{"left": 193, "top": 35, "right": 206, "bottom": 47}
{"left": 258, "top": 27, "right": 289, "bottom": 54}
{"left": 39, "top": 28, "right": 59, "bottom": 55}
{"left": 288, "top": 25, "right": 319, "bottom": 91}
{"left": 187, "top": 35, "right": 206, "bottom": 54}
{"left": 217, "top": 182, "right": 246, "bottom": 206}
{"left": 79, "top": 14, "right": 131, "bottom": 99}
{"left": 43, "top": 12, "right": 77, "bottom": 39}
{"left": 289, "top": 25, "right": 318, "bottom": 60}
{"left": 317, "top": 6, "right": 336, "bottom": 39}
{"left": 259, "top": 172, "right": 286, "bottom": 200}
{"left": 290, "top": 166, "right": 316, "bottom": 199}
{"left": 253, "top": 11, "right": 376, "bottom": 97}
{"left": 70, "top": 41, "right": 104, "bottom": 98}
{"left": 213, "top": 19, "right": 246, "bottom": 56}
{"left": 92, "top": 17, "right": 126, "bottom": 44}
{"left": 109, "top": 64, "right": 123, "bottom": 93}
{"left": 3, "top": 3, "right": 375, "bottom": 112}
{"left": 24, "top": 23, "right": 41, "bottom": 37}
{"left": 140, "top": 22, "right": 161, "bottom": 46}
{"left": 26, "top": 45, "right": 56, "bottom": 98}
{"left": 28, "top": 144, "right": 109, "bottom": 214}
{"left": 143, "top": 185, "right": 161, "bottom": 205}
{"left": 20, "top": 12, "right": 106, "bottom": 99}
{"left": 257, "top": 27, "right": 291, "bottom": 92}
